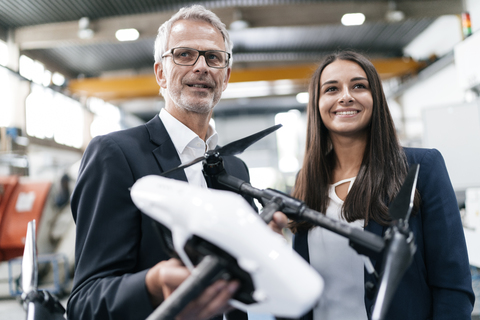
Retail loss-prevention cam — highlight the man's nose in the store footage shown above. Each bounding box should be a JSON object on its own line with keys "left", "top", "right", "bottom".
{"left": 193, "top": 55, "right": 209, "bottom": 72}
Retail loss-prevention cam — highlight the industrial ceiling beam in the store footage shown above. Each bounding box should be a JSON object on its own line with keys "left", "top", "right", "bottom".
{"left": 68, "top": 58, "right": 426, "bottom": 101}
{"left": 15, "top": 0, "right": 463, "bottom": 50}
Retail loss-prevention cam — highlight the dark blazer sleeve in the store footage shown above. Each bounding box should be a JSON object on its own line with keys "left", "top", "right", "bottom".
{"left": 405, "top": 148, "right": 474, "bottom": 319}
{"left": 369, "top": 148, "right": 475, "bottom": 319}
{"left": 67, "top": 134, "right": 154, "bottom": 320}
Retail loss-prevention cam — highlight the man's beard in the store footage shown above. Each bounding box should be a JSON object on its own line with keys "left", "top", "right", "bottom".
{"left": 167, "top": 76, "right": 220, "bottom": 114}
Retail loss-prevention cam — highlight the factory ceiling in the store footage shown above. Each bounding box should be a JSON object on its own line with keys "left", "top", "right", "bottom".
{"left": 0, "top": 0, "right": 464, "bottom": 119}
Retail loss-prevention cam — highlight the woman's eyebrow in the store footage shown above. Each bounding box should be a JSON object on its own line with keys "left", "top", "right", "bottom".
{"left": 350, "top": 77, "right": 368, "bottom": 82}
{"left": 320, "top": 80, "right": 338, "bottom": 88}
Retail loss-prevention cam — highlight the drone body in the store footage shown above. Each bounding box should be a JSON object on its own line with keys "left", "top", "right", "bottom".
{"left": 130, "top": 175, "right": 323, "bottom": 318}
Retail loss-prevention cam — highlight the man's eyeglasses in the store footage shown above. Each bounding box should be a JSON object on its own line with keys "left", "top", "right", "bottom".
{"left": 162, "top": 47, "right": 231, "bottom": 69}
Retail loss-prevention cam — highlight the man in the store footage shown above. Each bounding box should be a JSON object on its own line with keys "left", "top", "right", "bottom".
{"left": 67, "top": 5, "right": 256, "bottom": 320}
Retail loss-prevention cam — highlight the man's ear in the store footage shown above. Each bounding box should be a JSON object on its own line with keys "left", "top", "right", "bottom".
{"left": 222, "top": 67, "right": 231, "bottom": 92}
{"left": 154, "top": 62, "right": 167, "bottom": 89}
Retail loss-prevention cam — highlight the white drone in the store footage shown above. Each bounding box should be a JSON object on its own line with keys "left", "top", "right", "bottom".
{"left": 130, "top": 174, "right": 324, "bottom": 319}
{"left": 131, "top": 124, "right": 418, "bottom": 320}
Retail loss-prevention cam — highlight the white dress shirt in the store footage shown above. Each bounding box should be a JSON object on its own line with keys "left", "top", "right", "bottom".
{"left": 159, "top": 108, "right": 218, "bottom": 188}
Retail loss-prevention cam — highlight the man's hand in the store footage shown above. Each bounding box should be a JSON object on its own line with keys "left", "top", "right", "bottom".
{"left": 145, "top": 258, "right": 239, "bottom": 320}
{"left": 268, "top": 211, "right": 289, "bottom": 236}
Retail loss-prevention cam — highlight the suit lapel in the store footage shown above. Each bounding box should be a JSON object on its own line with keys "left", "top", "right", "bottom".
{"left": 145, "top": 115, "right": 188, "bottom": 182}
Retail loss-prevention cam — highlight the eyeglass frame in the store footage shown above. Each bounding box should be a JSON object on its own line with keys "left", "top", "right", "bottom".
{"left": 161, "top": 47, "right": 231, "bottom": 69}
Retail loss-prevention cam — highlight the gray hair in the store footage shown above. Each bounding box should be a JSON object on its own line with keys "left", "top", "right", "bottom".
{"left": 154, "top": 5, "right": 233, "bottom": 67}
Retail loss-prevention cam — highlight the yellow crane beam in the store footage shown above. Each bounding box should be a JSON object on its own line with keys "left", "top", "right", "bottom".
{"left": 68, "top": 58, "right": 425, "bottom": 101}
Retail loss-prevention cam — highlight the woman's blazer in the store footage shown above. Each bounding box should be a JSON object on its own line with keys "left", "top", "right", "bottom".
{"left": 293, "top": 147, "right": 475, "bottom": 320}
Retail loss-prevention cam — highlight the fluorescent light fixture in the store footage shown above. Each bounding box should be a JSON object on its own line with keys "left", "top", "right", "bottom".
{"left": 275, "top": 109, "right": 302, "bottom": 173}
{"left": 78, "top": 29, "right": 94, "bottom": 39}
{"left": 385, "top": 10, "right": 405, "bottom": 22}
{"left": 19, "top": 55, "right": 34, "bottom": 80}
{"left": 296, "top": 92, "right": 309, "bottom": 104}
{"left": 115, "top": 28, "right": 140, "bottom": 42}
{"left": 230, "top": 19, "right": 249, "bottom": 31}
{"left": 43, "top": 70, "right": 52, "bottom": 87}
{"left": 52, "top": 72, "right": 65, "bottom": 86}
{"left": 341, "top": 13, "right": 366, "bottom": 26}
{"left": 222, "top": 80, "right": 300, "bottom": 99}
{"left": 32, "top": 60, "right": 45, "bottom": 85}
{"left": 78, "top": 17, "right": 94, "bottom": 39}
{"left": 0, "top": 40, "right": 8, "bottom": 67}
{"left": 229, "top": 9, "right": 250, "bottom": 30}
{"left": 0, "top": 67, "right": 13, "bottom": 127}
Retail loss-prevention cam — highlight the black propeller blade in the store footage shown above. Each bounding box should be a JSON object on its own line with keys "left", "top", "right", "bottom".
{"left": 388, "top": 164, "right": 419, "bottom": 222}
{"left": 161, "top": 124, "right": 282, "bottom": 177}
{"left": 217, "top": 123, "right": 282, "bottom": 157}
{"left": 161, "top": 156, "right": 206, "bottom": 177}
{"left": 371, "top": 164, "right": 420, "bottom": 320}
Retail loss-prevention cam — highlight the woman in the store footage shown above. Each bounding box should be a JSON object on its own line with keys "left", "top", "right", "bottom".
{"left": 289, "top": 51, "right": 474, "bottom": 319}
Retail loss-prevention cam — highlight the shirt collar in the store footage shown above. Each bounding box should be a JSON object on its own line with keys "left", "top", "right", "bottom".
{"left": 159, "top": 108, "right": 218, "bottom": 155}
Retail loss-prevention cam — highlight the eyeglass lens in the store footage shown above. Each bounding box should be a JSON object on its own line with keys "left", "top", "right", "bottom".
{"left": 172, "top": 48, "right": 228, "bottom": 68}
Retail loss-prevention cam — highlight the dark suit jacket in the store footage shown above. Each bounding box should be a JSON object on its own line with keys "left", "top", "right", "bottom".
{"left": 67, "top": 115, "right": 253, "bottom": 320}
{"left": 293, "top": 147, "right": 475, "bottom": 320}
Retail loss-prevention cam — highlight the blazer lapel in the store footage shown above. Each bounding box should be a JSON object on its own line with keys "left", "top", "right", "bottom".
{"left": 145, "top": 115, "right": 188, "bottom": 182}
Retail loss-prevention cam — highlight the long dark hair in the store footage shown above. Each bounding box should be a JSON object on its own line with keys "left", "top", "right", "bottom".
{"left": 291, "top": 51, "right": 418, "bottom": 233}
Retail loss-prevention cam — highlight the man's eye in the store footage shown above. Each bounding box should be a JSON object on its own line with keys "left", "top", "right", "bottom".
{"left": 174, "top": 49, "right": 194, "bottom": 58}
{"left": 207, "top": 53, "right": 220, "bottom": 60}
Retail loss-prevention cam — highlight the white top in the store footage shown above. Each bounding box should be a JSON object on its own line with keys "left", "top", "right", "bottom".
{"left": 159, "top": 108, "right": 218, "bottom": 188}
{"left": 308, "top": 177, "right": 368, "bottom": 320}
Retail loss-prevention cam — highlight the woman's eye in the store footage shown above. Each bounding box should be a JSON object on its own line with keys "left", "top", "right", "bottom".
{"left": 354, "top": 83, "right": 367, "bottom": 89}
{"left": 325, "top": 86, "right": 336, "bottom": 93}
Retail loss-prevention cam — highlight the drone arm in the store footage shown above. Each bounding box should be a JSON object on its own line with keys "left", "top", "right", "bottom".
{"left": 300, "top": 208, "right": 385, "bottom": 258}
{"left": 215, "top": 173, "right": 264, "bottom": 199}
{"left": 216, "top": 172, "right": 385, "bottom": 258}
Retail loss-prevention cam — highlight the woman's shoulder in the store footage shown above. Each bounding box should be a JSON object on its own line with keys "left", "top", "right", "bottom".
{"left": 402, "top": 147, "right": 443, "bottom": 165}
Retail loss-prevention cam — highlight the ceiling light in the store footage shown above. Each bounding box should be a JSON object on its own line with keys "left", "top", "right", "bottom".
{"left": 52, "top": 72, "right": 65, "bottom": 86}
{"left": 341, "top": 13, "right": 366, "bottom": 26}
{"left": 115, "top": 28, "right": 140, "bottom": 42}
{"left": 229, "top": 9, "right": 250, "bottom": 31}
{"left": 0, "top": 40, "right": 8, "bottom": 67}
{"left": 78, "top": 17, "right": 94, "bottom": 39}
{"left": 230, "top": 20, "right": 250, "bottom": 31}
{"left": 296, "top": 92, "right": 309, "bottom": 104}
{"left": 385, "top": 0, "right": 405, "bottom": 23}
{"left": 385, "top": 10, "right": 405, "bottom": 23}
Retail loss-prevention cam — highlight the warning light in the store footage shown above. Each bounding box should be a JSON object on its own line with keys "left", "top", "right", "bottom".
{"left": 462, "top": 12, "right": 472, "bottom": 39}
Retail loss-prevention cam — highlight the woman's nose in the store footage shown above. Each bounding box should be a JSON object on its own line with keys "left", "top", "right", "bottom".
{"left": 339, "top": 89, "right": 354, "bottom": 104}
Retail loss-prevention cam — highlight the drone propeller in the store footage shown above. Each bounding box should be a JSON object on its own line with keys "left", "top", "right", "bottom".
{"left": 387, "top": 164, "right": 419, "bottom": 222}
{"left": 371, "top": 164, "right": 420, "bottom": 320}
{"left": 22, "top": 220, "right": 37, "bottom": 300}
{"left": 161, "top": 123, "right": 282, "bottom": 177}
{"left": 21, "top": 220, "right": 66, "bottom": 320}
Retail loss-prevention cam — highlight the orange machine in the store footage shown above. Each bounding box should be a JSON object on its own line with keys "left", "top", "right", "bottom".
{"left": 0, "top": 176, "right": 52, "bottom": 261}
